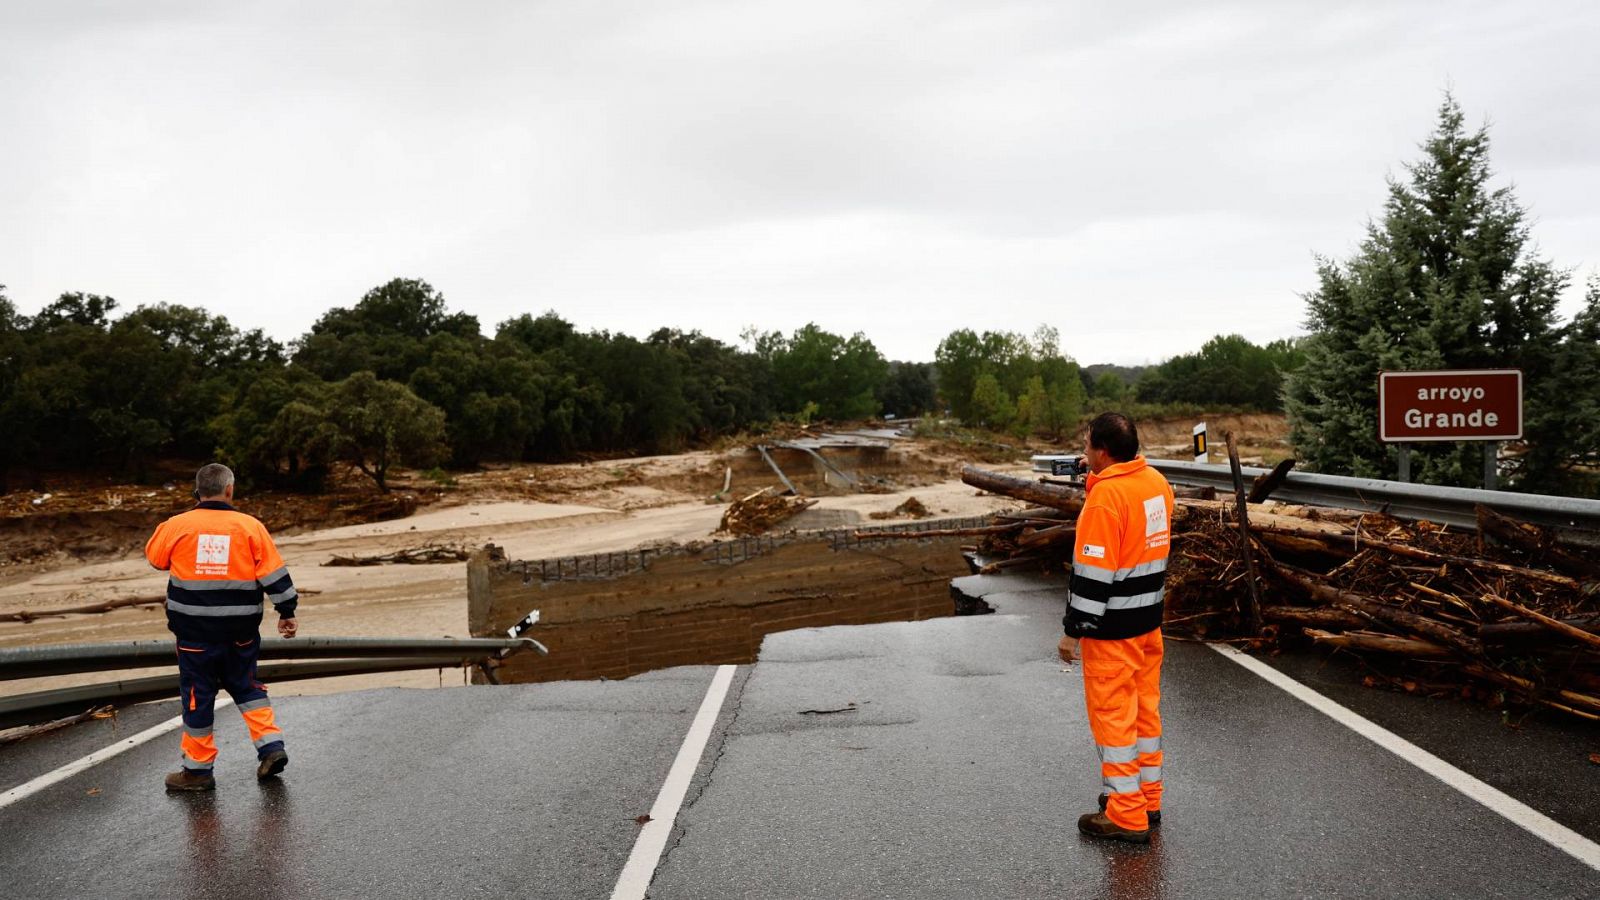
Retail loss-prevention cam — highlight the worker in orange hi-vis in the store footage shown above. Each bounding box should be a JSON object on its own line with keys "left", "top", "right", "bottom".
{"left": 1058, "top": 412, "right": 1175, "bottom": 844}
{"left": 145, "top": 463, "right": 299, "bottom": 792}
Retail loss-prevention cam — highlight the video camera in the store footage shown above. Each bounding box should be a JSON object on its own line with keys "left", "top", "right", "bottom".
{"left": 1050, "top": 455, "right": 1090, "bottom": 478}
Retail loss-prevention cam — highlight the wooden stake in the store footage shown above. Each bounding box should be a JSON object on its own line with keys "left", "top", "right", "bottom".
{"left": 1225, "top": 431, "right": 1265, "bottom": 635}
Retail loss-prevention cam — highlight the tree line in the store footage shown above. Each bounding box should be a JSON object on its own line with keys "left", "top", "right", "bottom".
{"left": 0, "top": 275, "right": 1308, "bottom": 492}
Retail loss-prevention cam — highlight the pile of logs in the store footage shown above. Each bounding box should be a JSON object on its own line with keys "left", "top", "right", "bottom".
{"left": 941, "top": 463, "right": 1600, "bottom": 721}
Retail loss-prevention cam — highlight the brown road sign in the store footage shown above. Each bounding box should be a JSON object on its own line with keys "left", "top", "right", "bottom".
{"left": 1379, "top": 369, "right": 1522, "bottom": 442}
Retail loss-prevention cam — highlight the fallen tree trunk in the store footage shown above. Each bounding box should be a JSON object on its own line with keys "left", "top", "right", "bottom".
{"left": 960, "top": 466, "right": 1084, "bottom": 513}
{"left": 1015, "top": 524, "right": 1076, "bottom": 551}
{"left": 853, "top": 523, "right": 1021, "bottom": 540}
{"left": 0, "top": 595, "right": 165, "bottom": 622}
{"left": 1262, "top": 606, "right": 1367, "bottom": 630}
{"left": 1482, "top": 593, "right": 1600, "bottom": 652}
{"left": 1479, "top": 614, "right": 1600, "bottom": 643}
{"left": 1303, "top": 629, "right": 1452, "bottom": 659}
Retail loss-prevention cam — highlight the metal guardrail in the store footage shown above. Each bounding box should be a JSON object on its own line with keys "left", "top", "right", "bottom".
{"left": 1032, "top": 454, "right": 1600, "bottom": 545}
{"left": 0, "top": 636, "right": 543, "bottom": 681}
{"left": 0, "top": 636, "right": 546, "bottom": 729}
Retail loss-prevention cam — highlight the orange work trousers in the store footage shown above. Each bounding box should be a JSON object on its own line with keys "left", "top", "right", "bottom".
{"left": 1080, "top": 629, "right": 1163, "bottom": 830}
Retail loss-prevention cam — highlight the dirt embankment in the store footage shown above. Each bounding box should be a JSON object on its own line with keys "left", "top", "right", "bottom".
{"left": 1138, "top": 413, "right": 1291, "bottom": 465}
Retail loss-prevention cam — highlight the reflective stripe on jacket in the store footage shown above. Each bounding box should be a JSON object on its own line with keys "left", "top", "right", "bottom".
{"left": 1063, "top": 456, "right": 1175, "bottom": 640}
{"left": 145, "top": 501, "right": 297, "bottom": 641}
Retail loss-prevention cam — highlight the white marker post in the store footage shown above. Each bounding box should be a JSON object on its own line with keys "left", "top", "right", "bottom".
{"left": 1192, "top": 422, "right": 1208, "bottom": 463}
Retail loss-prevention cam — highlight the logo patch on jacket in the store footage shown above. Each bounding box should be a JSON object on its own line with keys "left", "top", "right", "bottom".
{"left": 1082, "top": 544, "right": 1105, "bottom": 559}
{"left": 196, "top": 534, "right": 231, "bottom": 573}
{"left": 1143, "top": 496, "right": 1168, "bottom": 536}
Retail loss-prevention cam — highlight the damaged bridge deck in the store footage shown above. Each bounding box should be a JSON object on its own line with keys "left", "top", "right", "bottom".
{"left": 3, "top": 572, "right": 1598, "bottom": 898}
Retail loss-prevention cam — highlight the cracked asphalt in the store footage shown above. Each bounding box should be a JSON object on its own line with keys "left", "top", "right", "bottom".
{"left": 3, "top": 572, "right": 1597, "bottom": 898}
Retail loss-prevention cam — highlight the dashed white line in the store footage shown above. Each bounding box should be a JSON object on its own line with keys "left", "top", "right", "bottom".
{"left": 1212, "top": 644, "right": 1600, "bottom": 872}
{"left": 0, "top": 698, "right": 233, "bottom": 811}
{"left": 610, "top": 664, "right": 737, "bottom": 900}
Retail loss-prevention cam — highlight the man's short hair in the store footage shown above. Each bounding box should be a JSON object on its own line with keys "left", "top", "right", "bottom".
{"left": 195, "top": 463, "right": 235, "bottom": 499}
{"left": 1088, "top": 412, "right": 1140, "bottom": 463}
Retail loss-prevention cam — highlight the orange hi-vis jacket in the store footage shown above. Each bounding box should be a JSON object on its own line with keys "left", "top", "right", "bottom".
{"left": 145, "top": 501, "right": 298, "bottom": 642}
{"left": 1063, "top": 456, "right": 1175, "bottom": 640}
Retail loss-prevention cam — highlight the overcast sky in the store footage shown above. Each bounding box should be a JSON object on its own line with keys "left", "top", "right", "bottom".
{"left": 3, "top": 1, "right": 1597, "bottom": 365}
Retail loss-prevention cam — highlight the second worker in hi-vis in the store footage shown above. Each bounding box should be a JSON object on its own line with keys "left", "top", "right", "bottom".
{"left": 145, "top": 463, "right": 299, "bottom": 792}
{"left": 1058, "top": 413, "right": 1175, "bottom": 844}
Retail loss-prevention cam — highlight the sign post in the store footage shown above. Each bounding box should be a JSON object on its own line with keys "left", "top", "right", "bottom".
{"left": 1192, "top": 422, "right": 1208, "bottom": 464}
{"left": 1378, "top": 369, "right": 1522, "bottom": 490}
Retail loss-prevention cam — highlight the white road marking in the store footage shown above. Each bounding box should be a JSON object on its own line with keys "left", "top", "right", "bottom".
{"left": 1212, "top": 644, "right": 1600, "bottom": 871}
{"left": 610, "top": 664, "right": 737, "bottom": 900}
{"left": 0, "top": 698, "right": 234, "bottom": 810}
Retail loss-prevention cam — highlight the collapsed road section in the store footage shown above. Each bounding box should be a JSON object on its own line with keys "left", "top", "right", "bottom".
{"left": 468, "top": 519, "right": 991, "bottom": 684}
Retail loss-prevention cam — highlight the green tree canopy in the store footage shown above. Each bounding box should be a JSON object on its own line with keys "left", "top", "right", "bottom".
{"left": 319, "top": 371, "right": 448, "bottom": 491}
{"left": 933, "top": 325, "right": 1083, "bottom": 436}
{"left": 879, "top": 362, "right": 937, "bottom": 419}
{"left": 1136, "top": 334, "right": 1301, "bottom": 411}
{"left": 754, "top": 323, "right": 888, "bottom": 421}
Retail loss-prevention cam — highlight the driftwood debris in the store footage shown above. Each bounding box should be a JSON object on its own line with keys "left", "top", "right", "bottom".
{"left": 1247, "top": 458, "right": 1296, "bottom": 503}
{"left": 718, "top": 489, "right": 817, "bottom": 536}
{"left": 928, "top": 462, "right": 1600, "bottom": 721}
{"left": 0, "top": 705, "right": 116, "bottom": 746}
{"left": 323, "top": 545, "right": 471, "bottom": 566}
{"left": 0, "top": 594, "right": 165, "bottom": 623}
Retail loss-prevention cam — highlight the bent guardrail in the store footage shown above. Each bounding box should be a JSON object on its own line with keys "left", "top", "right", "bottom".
{"left": 0, "top": 636, "right": 546, "bottom": 728}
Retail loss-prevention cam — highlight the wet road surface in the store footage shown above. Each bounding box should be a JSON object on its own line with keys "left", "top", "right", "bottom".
{"left": 3, "top": 573, "right": 1596, "bottom": 898}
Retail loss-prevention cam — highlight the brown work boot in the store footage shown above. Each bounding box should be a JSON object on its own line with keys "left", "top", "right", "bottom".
{"left": 1099, "top": 793, "right": 1161, "bottom": 826}
{"left": 164, "top": 769, "right": 216, "bottom": 792}
{"left": 1078, "top": 812, "right": 1150, "bottom": 844}
{"left": 256, "top": 749, "right": 288, "bottom": 781}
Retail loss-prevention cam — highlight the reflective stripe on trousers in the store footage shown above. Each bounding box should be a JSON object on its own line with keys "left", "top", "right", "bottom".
{"left": 1082, "top": 629, "right": 1164, "bottom": 831}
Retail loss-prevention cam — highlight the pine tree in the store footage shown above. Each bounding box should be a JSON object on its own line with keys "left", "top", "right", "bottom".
{"left": 1523, "top": 279, "right": 1600, "bottom": 494}
{"left": 1284, "top": 96, "right": 1570, "bottom": 487}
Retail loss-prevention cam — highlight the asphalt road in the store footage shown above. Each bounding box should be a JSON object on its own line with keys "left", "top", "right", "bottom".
{"left": 2, "top": 571, "right": 1596, "bottom": 899}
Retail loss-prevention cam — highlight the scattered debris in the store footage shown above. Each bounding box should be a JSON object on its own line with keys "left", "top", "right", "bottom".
{"left": 869, "top": 497, "right": 930, "bottom": 520}
{"left": 322, "top": 545, "right": 471, "bottom": 566}
{"left": 718, "top": 489, "right": 817, "bottom": 536}
{"left": 0, "top": 705, "right": 115, "bottom": 746}
{"left": 633, "top": 814, "right": 653, "bottom": 825}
